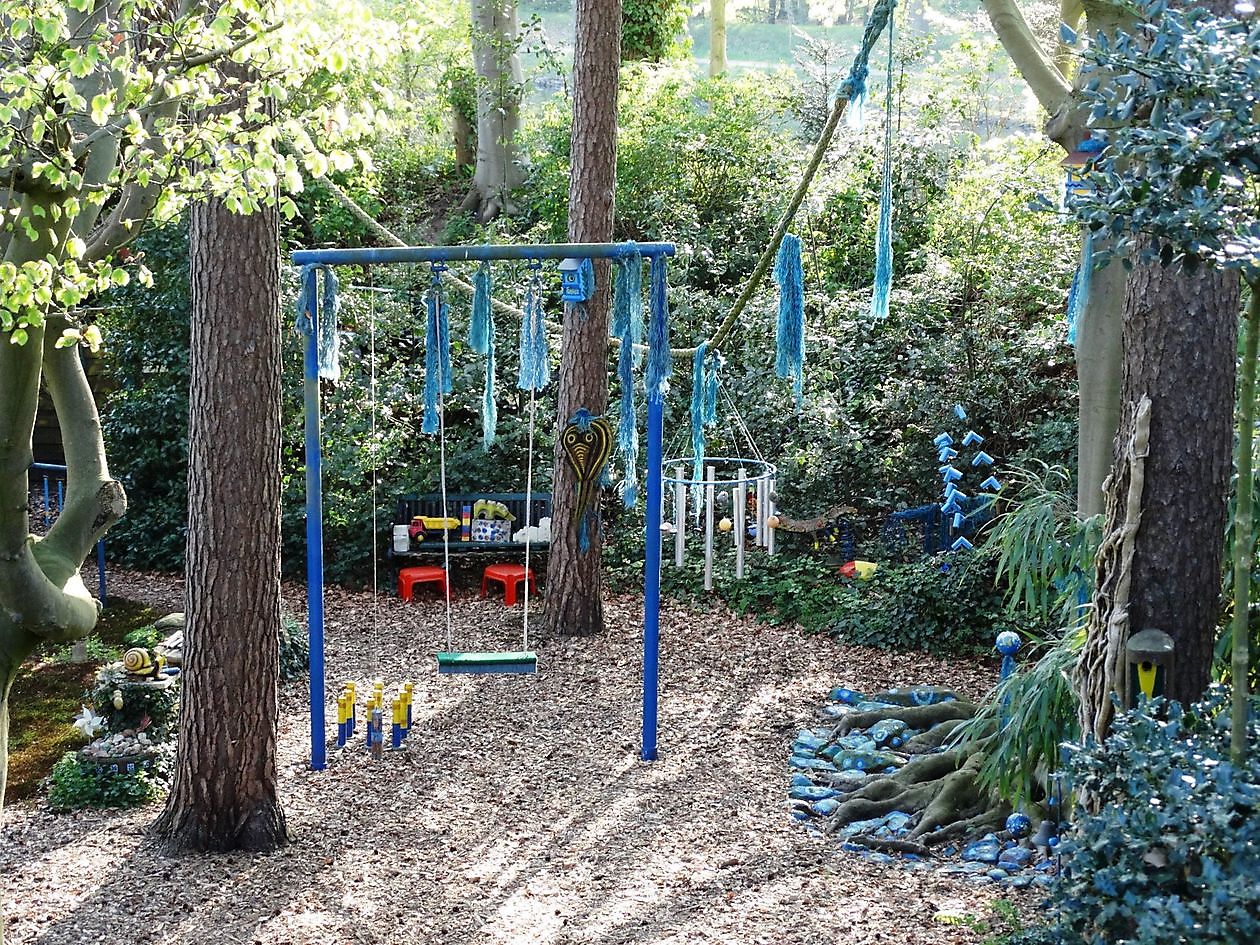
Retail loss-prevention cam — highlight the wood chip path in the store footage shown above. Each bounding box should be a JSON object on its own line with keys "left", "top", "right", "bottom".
{"left": 1, "top": 570, "right": 1020, "bottom": 944}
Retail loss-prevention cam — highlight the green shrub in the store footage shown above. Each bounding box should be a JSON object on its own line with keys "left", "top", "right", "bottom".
{"left": 827, "top": 549, "right": 1018, "bottom": 655}
{"left": 1040, "top": 689, "right": 1260, "bottom": 945}
{"left": 280, "top": 613, "right": 310, "bottom": 681}
{"left": 122, "top": 625, "right": 163, "bottom": 648}
{"left": 45, "top": 748, "right": 172, "bottom": 811}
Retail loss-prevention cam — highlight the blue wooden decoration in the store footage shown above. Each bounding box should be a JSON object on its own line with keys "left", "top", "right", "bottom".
{"left": 981, "top": 475, "right": 1002, "bottom": 491}
{"left": 559, "top": 258, "right": 594, "bottom": 302}
{"left": 943, "top": 467, "right": 963, "bottom": 483}
{"left": 953, "top": 404, "right": 967, "bottom": 420}
{"left": 951, "top": 535, "right": 973, "bottom": 551}
{"left": 972, "top": 450, "right": 994, "bottom": 466}
{"left": 933, "top": 432, "right": 954, "bottom": 448}
{"left": 938, "top": 447, "right": 958, "bottom": 462}
{"left": 962, "top": 430, "right": 984, "bottom": 447}
{"left": 952, "top": 511, "right": 965, "bottom": 529}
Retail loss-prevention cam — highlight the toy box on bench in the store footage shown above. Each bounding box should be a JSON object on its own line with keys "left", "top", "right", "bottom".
{"left": 390, "top": 493, "right": 552, "bottom": 558}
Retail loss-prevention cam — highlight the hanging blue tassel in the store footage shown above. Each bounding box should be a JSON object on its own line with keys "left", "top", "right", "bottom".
{"left": 869, "top": 13, "right": 895, "bottom": 322}
{"left": 519, "top": 269, "right": 550, "bottom": 391}
{"left": 295, "top": 264, "right": 317, "bottom": 334}
{"left": 422, "top": 288, "right": 442, "bottom": 434}
{"left": 646, "top": 255, "right": 672, "bottom": 401}
{"left": 482, "top": 307, "right": 497, "bottom": 451}
{"left": 317, "top": 266, "right": 341, "bottom": 381}
{"left": 690, "top": 342, "right": 709, "bottom": 490}
{"left": 470, "top": 262, "right": 492, "bottom": 355}
{"left": 612, "top": 253, "right": 645, "bottom": 366}
{"left": 438, "top": 298, "right": 451, "bottom": 395}
{"left": 774, "top": 233, "right": 806, "bottom": 407}
{"left": 617, "top": 338, "right": 638, "bottom": 508}
{"left": 1065, "top": 230, "right": 1094, "bottom": 347}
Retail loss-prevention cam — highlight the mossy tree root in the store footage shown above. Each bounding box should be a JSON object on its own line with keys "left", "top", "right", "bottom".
{"left": 907, "top": 753, "right": 997, "bottom": 841}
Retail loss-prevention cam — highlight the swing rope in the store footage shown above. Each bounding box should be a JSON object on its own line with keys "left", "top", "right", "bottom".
{"left": 428, "top": 264, "right": 455, "bottom": 652}
{"left": 368, "top": 282, "right": 381, "bottom": 673}
{"left": 521, "top": 383, "right": 538, "bottom": 652}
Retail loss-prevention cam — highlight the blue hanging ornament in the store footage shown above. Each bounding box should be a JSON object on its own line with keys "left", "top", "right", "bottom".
{"left": 774, "top": 233, "right": 806, "bottom": 406}
{"left": 869, "top": 15, "right": 895, "bottom": 321}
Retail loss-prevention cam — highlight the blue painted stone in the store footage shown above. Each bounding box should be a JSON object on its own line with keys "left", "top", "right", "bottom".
{"left": 790, "top": 810, "right": 810, "bottom": 821}
{"left": 961, "top": 834, "right": 1002, "bottom": 864}
{"left": 1005, "top": 811, "right": 1032, "bottom": 838}
{"left": 1007, "top": 875, "right": 1035, "bottom": 889}
{"left": 791, "top": 744, "right": 818, "bottom": 758}
{"left": 837, "top": 733, "right": 877, "bottom": 752}
{"left": 967, "top": 875, "right": 995, "bottom": 886}
{"left": 790, "top": 773, "right": 813, "bottom": 787}
{"left": 818, "top": 704, "right": 852, "bottom": 719}
{"left": 794, "top": 731, "right": 827, "bottom": 752}
{"left": 961, "top": 860, "right": 992, "bottom": 874}
{"left": 941, "top": 845, "right": 959, "bottom": 857}
{"left": 829, "top": 687, "right": 866, "bottom": 705}
{"left": 988, "top": 869, "right": 1009, "bottom": 881}
{"left": 883, "top": 811, "right": 914, "bottom": 832}
{"left": 864, "top": 852, "right": 896, "bottom": 865}
{"left": 789, "top": 755, "right": 836, "bottom": 772}
{"left": 1033, "top": 875, "right": 1056, "bottom": 887}
{"left": 1035, "top": 858, "right": 1058, "bottom": 872}
{"left": 936, "top": 864, "right": 968, "bottom": 876}
{"left": 840, "top": 842, "right": 866, "bottom": 854}
{"left": 854, "top": 700, "right": 897, "bottom": 712}
{"left": 999, "top": 847, "right": 1036, "bottom": 871}
{"left": 868, "top": 718, "right": 908, "bottom": 748}
{"left": 789, "top": 785, "right": 841, "bottom": 802}
{"left": 811, "top": 798, "right": 842, "bottom": 816}
{"left": 835, "top": 749, "right": 901, "bottom": 772}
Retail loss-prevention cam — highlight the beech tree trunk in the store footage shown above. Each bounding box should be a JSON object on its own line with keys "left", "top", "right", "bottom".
{"left": 709, "top": 0, "right": 728, "bottom": 76}
{"left": 1077, "top": 242, "right": 1239, "bottom": 739}
{"left": 153, "top": 196, "right": 287, "bottom": 851}
{"left": 463, "top": 0, "right": 525, "bottom": 222}
{"left": 544, "top": 0, "right": 621, "bottom": 638}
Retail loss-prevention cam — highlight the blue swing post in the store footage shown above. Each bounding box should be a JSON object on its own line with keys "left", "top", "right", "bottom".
{"left": 291, "top": 241, "right": 675, "bottom": 771}
{"left": 298, "top": 264, "right": 328, "bottom": 772}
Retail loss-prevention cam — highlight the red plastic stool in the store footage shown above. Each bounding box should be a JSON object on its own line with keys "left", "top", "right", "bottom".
{"left": 481, "top": 563, "right": 536, "bottom": 606}
{"left": 398, "top": 566, "right": 448, "bottom": 601}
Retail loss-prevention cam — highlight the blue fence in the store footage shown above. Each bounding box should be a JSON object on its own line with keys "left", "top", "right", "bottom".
{"left": 882, "top": 496, "right": 994, "bottom": 557}
{"left": 30, "top": 463, "right": 108, "bottom": 606}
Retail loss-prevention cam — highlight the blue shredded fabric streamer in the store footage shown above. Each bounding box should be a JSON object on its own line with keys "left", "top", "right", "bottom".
{"left": 482, "top": 308, "right": 497, "bottom": 451}
{"left": 774, "top": 233, "right": 805, "bottom": 406}
{"left": 422, "top": 284, "right": 451, "bottom": 434}
{"left": 1065, "top": 230, "right": 1094, "bottom": 347}
{"left": 295, "top": 264, "right": 317, "bottom": 335}
{"left": 316, "top": 266, "right": 341, "bottom": 381}
{"left": 614, "top": 255, "right": 644, "bottom": 507}
{"left": 869, "top": 12, "right": 895, "bottom": 321}
{"left": 690, "top": 342, "right": 722, "bottom": 495}
{"left": 470, "top": 262, "right": 492, "bottom": 355}
{"left": 612, "top": 250, "right": 644, "bottom": 366}
{"left": 833, "top": 0, "right": 895, "bottom": 128}
{"left": 646, "top": 255, "right": 672, "bottom": 401}
{"left": 519, "top": 270, "right": 550, "bottom": 391}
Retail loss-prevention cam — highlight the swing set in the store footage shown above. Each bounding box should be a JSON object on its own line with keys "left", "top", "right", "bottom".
{"left": 294, "top": 242, "right": 676, "bottom": 772}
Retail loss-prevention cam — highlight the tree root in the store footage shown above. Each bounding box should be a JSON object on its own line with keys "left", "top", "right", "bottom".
{"left": 832, "top": 701, "right": 976, "bottom": 736}
{"left": 824, "top": 752, "right": 966, "bottom": 831}
{"left": 844, "top": 834, "right": 932, "bottom": 858}
{"left": 901, "top": 718, "right": 968, "bottom": 754}
{"left": 908, "top": 754, "right": 997, "bottom": 841}
{"left": 919, "top": 806, "right": 1011, "bottom": 847}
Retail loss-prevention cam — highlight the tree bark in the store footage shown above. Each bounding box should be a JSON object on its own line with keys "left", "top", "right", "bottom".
{"left": 153, "top": 195, "right": 287, "bottom": 852}
{"left": 709, "top": 0, "right": 728, "bottom": 76}
{"left": 544, "top": 0, "right": 621, "bottom": 638}
{"left": 463, "top": 0, "right": 525, "bottom": 222}
{"left": 1077, "top": 244, "right": 1239, "bottom": 739}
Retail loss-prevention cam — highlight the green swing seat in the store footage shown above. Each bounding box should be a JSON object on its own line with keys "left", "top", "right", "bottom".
{"left": 436, "top": 650, "right": 537, "bottom": 675}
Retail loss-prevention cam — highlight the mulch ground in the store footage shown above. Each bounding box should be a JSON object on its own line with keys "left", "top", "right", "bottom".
{"left": 0, "top": 570, "right": 1027, "bottom": 944}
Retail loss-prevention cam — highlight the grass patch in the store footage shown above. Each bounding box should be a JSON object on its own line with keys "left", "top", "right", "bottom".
{"left": 6, "top": 596, "right": 160, "bottom": 804}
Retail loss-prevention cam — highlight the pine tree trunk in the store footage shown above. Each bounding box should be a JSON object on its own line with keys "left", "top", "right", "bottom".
{"left": 1077, "top": 242, "right": 1239, "bottom": 739}
{"left": 153, "top": 197, "right": 287, "bottom": 852}
{"left": 544, "top": 0, "right": 621, "bottom": 638}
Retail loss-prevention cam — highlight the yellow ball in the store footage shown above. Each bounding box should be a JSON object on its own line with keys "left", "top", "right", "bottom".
{"left": 718, "top": 517, "right": 733, "bottom": 533}
{"left": 766, "top": 514, "right": 781, "bottom": 529}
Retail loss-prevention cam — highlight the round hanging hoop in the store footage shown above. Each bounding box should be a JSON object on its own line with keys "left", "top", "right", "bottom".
{"left": 662, "top": 457, "right": 777, "bottom": 488}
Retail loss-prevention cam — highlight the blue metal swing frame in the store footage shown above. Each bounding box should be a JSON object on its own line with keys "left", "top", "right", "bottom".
{"left": 293, "top": 242, "right": 674, "bottom": 771}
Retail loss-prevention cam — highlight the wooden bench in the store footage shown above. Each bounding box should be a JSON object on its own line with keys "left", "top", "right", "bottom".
{"left": 389, "top": 492, "right": 552, "bottom": 566}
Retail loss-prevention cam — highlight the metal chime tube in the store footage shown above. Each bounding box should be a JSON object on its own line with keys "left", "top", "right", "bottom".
{"left": 704, "top": 465, "right": 716, "bottom": 591}
{"left": 761, "top": 476, "right": 771, "bottom": 559}
{"left": 756, "top": 474, "right": 768, "bottom": 548}
{"left": 674, "top": 464, "right": 685, "bottom": 568}
{"left": 735, "top": 468, "right": 747, "bottom": 579}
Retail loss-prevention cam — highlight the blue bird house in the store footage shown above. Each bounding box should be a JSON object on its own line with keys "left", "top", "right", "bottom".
{"left": 559, "top": 258, "right": 594, "bottom": 303}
